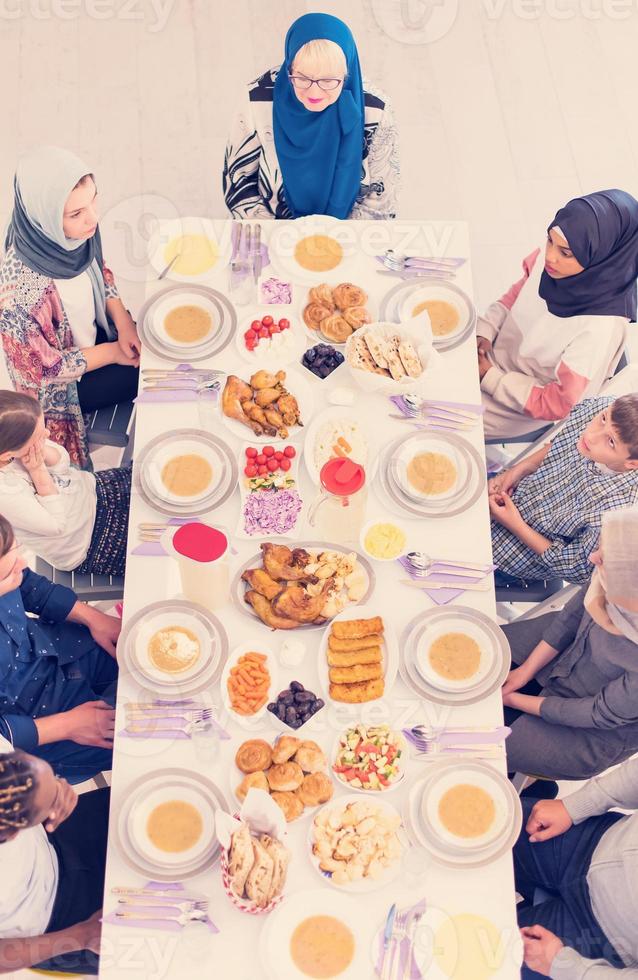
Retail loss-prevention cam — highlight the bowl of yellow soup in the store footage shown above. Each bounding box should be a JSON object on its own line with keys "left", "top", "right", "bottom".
{"left": 133, "top": 609, "right": 212, "bottom": 686}
{"left": 421, "top": 765, "right": 511, "bottom": 852}
{"left": 415, "top": 617, "right": 496, "bottom": 693}
{"left": 150, "top": 292, "right": 218, "bottom": 349}
{"left": 129, "top": 782, "right": 216, "bottom": 867}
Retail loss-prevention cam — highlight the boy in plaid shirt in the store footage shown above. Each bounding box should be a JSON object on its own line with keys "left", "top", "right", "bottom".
{"left": 489, "top": 395, "right": 638, "bottom": 583}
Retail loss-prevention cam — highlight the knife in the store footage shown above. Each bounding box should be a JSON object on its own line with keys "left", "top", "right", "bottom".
{"left": 380, "top": 903, "right": 396, "bottom": 980}
{"left": 400, "top": 578, "right": 490, "bottom": 592}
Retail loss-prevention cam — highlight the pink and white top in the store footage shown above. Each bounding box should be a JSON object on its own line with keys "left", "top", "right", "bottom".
{"left": 477, "top": 248, "right": 627, "bottom": 423}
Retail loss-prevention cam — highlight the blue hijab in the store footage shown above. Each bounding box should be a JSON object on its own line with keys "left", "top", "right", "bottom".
{"left": 273, "top": 13, "right": 365, "bottom": 219}
{"left": 539, "top": 189, "right": 638, "bottom": 321}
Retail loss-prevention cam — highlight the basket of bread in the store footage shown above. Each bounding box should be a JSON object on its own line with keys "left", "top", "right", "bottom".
{"left": 216, "top": 790, "right": 291, "bottom": 914}
{"left": 344, "top": 313, "right": 438, "bottom": 393}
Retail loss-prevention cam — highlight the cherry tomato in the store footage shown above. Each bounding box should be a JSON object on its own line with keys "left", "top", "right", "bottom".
{"left": 258, "top": 327, "right": 270, "bottom": 339}
{"left": 245, "top": 338, "right": 257, "bottom": 351}
{"left": 269, "top": 323, "right": 280, "bottom": 334}
{"left": 245, "top": 447, "right": 258, "bottom": 458}
{"left": 274, "top": 451, "right": 284, "bottom": 461}
{"left": 250, "top": 320, "right": 262, "bottom": 331}
{"left": 262, "top": 446, "right": 275, "bottom": 457}
{"left": 261, "top": 315, "right": 274, "bottom": 327}
{"left": 244, "top": 328, "right": 257, "bottom": 340}
{"left": 257, "top": 465, "right": 268, "bottom": 475}
{"left": 278, "top": 318, "right": 290, "bottom": 330}
{"left": 244, "top": 464, "right": 257, "bottom": 477}
{"left": 267, "top": 457, "right": 279, "bottom": 472}
{"left": 284, "top": 445, "right": 296, "bottom": 458}
{"left": 255, "top": 454, "right": 267, "bottom": 465}
{"left": 280, "top": 457, "right": 291, "bottom": 471}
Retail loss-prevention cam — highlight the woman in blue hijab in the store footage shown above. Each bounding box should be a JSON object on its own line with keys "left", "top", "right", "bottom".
{"left": 223, "top": 13, "right": 400, "bottom": 220}
{"left": 476, "top": 189, "right": 638, "bottom": 439}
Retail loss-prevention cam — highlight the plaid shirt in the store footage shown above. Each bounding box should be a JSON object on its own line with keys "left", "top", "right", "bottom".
{"left": 491, "top": 397, "right": 638, "bottom": 583}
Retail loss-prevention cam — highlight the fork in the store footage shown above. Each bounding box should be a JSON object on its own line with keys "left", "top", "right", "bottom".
{"left": 408, "top": 725, "right": 510, "bottom": 750}
{"left": 124, "top": 718, "right": 214, "bottom": 737}
{"left": 115, "top": 908, "right": 209, "bottom": 925}
{"left": 382, "top": 250, "right": 464, "bottom": 272}
{"left": 389, "top": 412, "right": 475, "bottom": 432}
{"left": 142, "top": 378, "right": 221, "bottom": 394}
{"left": 125, "top": 708, "right": 213, "bottom": 720}
{"left": 383, "top": 906, "right": 413, "bottom": 980}
{"left": 400, "top": 397, "right": 480, "bottom": 421}
{"left": 405, "top": 552, "right": 492, "bottom": 577}
{"left": 117, "top": 898, "right": 209, "bottom": 913}
{"left": 142, "top": 369, "right": 224, "bottom": 380}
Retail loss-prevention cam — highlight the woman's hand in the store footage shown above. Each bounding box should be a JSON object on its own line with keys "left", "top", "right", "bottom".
{"left": 115, "top": 311, "right": 141, "bottom": 360}
{"left": 43, "top": 777, "right": 78, "bottom": 832}
{"left": 501, "top": 691, "right": 545, "bottom": 714}
{"left": 487, "top": 468, "right": 519, "bottom": 496}
{"left": 77, "top": 910, "right": 103, "bottom": 954}
{"left": 489, "top": 492, "right": 524, "bottom": 532}
{"left": 108, "top": 341, "right": 140, "bottom": 369}
{"left": 526, "top": 799, "right": 573, "bottom": 843}
{"left": 476, "top": 336, "right": 492, "bottom": 356}
{"left": 502, "top": 664, "right": 534, "bottom": 698}
{"left": 520, "top": 926, "right": 564, "bottom": 976}
{"left": 64, "top": 700, "right": 115, "bottom": 748}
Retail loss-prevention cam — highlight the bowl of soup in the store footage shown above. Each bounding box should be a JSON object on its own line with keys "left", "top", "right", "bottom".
{"left": 400, "top": 284, "right": 473, "bottom": 344}
{"left": 129, "top": 783, "right": 215, "bottom": 867}
{"left": 422, "top": 767, "right": 510, "bottom": 852}
{"left": 133, "top": 609, "right": 211, "bottom": 685}
{"left": 394, "top": 437, "right": 468, "bottom": 505}
{"left": 415, "top": 618, "right": 496, "bottom": 692}
{"left": 146, "top": 439, "right": 217, "bottom": 504}
{"left": 150, "top": 292, "right": 217, "bottom": 349}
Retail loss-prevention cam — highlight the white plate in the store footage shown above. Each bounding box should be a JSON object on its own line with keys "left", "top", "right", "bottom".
{"left": 331, "top": 724, "right": 408, "bottom": 794}
{"left": 303, "top": 405, "right": 379, "bottom": 485}
{"left": 221, "top": 644, "right": 278, "bottom": 726}
{"left": 148, "top": 216, "right": 232, "bottom": 280}
{"left": 392, "top": 436, "right": 469, "bottom": 503}
{"left": 148, "top": 291, "right": 219, "bottom": 351}
{"left": 421, "top": 764, "right": 511, "bottom": 852}
{"left": 128, "top": 782, "right": 216, "bottom": 867}
{"left": 235, "top": 308, "right": 305, "bottom": 367}
{"left": 308, "top": 794, "right": 404, "bottom": 892}
{"left": 133, "top": 609, "right": 213, "bottom": 686}
{"left": 144, "top": 437, "right": 222, "bottom": 505}
{"left": 268, "top": 216, "right": 358, "bottom": 287}
{"left": 317, "top": 603, "right": 398, "bottom": 705}
{"left": 260, "top": 889, "right": 371, "bottom": 980}
{"left": 219, "top": 368, "right": 315, "bottom": 445}
{"left": 236, "top": 441, "right": 304, "bottom": 541}
{"left": 400, "top": 282, "right": 474, "bottom": 343}
{"left": 414, "top": 616, "right": 498, "bottom": 693}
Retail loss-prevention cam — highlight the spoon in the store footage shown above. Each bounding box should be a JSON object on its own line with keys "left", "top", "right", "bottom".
{"left": 406, "top": 551, "right": 492, "bottom": 577}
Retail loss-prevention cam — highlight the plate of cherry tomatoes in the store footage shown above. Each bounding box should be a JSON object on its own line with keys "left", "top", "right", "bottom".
{"left": 235, "top": 308, "right": 304, "bottom": 367}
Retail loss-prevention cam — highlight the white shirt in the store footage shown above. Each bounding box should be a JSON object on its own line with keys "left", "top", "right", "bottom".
{"left": 53, "top": 271, "right": 97, "bottom": 348}
{"left": 0, "top": 439, "right": 97, "bottom": 570}
{"left": 0, "top": 735, "right": 59, "bottom": 937}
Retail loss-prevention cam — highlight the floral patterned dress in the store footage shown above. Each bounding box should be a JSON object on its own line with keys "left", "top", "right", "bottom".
{"left": 0, "top": 244, "right": 119, "bottom": 470}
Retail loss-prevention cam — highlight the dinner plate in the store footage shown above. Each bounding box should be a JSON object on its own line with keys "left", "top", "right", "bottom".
{"left": 137, "top": 283, "right": 237, "bottom": 362}
{"left": 234, "top": 308, "right": 306, "bottom": 367}
{"left": 132, "top": 608, "right": 213, "bottom": 687}
{"left": 317, "top": 602, "right": 398, "bottom": 705}
{"left": 376, "top": 430, "right": 486, "bottom": 520}
{"left": 114, "top": 768, "right": 229, "bottom": 880}
{"left": 220, "top": 644, "right": 279, "bottom": 727}
{"left": 413, "top": 615, "right": 498, "bottom": 693}
{"left": 268, "top": 215, "right": 358, "bottom": 287}
{"left": 134, "top": 429, "right": 238, "bottom": 518}
{"left": 118, "top": 599, "right": 228, "bottom": 696}
{"left": 308, "top": 794, "right": 404, "bottom": 892}
{"left": 260, "top": 889, "right": 371, "bottom": 980}
{"left": 219, "top": 368, "right": 315, "bottom": 445}
{"left": 148, "top": 216, "right": 232, "bottom": 281}
{"left": 399, "top": 606, "right": 511, "bottom": 706}
{"left": 404, "top": 764, "right": 522, "bottom": 869}
{"left": 231, "top": 541, "right": 375, "bottom": 631}
{"left": 379, "top": 279, "right": 476, "bottom": 353}
{"left": 303, "top": 405, "right": 380, "bottom": 485}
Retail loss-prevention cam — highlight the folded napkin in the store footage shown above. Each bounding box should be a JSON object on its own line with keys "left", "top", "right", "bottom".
{"left": 103, "top": 881, "right": 219, "bottom": 933}
{"left": 397, "top": 555, "right": 495, "bottom": 606}
{"left": 374, "top": 899, "right": 427, "bottom": 979}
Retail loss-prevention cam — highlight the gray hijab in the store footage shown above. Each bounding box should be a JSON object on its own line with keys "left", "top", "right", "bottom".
{"left": 5, "top": 145, "right": 109, "bottom": 332}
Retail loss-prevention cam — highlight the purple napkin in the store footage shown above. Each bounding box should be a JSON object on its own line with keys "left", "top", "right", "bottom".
{"left": 104, "top": 881, "right": 218, "bottom": 933}
{"left": 375, "top": 899, "right": 427, "bottom": 978}
{"left": 397, "top": 555, "right": 495, "bottom": 605}
{"left": 136, "top": 363, "right": 219, "bottom": 404}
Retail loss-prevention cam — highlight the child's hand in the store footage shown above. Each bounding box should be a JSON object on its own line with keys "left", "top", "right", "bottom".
{"left": 488, "top": 468, "right": 518, "bottom": 496}
{"left": 477, "top": 350, "right": 492, "bottom": 379}
{"left": 489, "top": 492, "right": 523, "bottom": 531}
{"left": 20, "top": 442, "right": 46, "bottom": 473}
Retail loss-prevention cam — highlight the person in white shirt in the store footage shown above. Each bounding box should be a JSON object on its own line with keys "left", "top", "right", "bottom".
{"left": 0, "top": 737, "right": 107, "bottom": 975}
{"left": 514, "top": 756, "right": 638, "bottom": 978}
{"left": 0, "top": 390, "right": 130, "bottom": 574}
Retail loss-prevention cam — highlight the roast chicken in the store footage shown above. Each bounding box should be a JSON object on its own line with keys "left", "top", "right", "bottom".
{"left": 221, "top": 371, "right": 302, "bottom": 438}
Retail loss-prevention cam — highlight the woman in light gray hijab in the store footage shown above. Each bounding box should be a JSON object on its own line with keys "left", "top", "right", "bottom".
{"left": 0, "top": 145, "right": 140, "bottom": 469}
{"left": 500, "top": 507, "right": 638, "bottom": 781}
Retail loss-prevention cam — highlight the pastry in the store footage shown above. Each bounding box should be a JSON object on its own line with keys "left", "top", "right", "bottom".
{"left": 260, "top": 834, "right": 290, "bottom": 901}
{"left": 271, "top": 790, "right": 305, "bottom": 822}
{"left": 266, "top": 761, "right": 304, "bottom": 792}
{"left": 329, "top": 677, "right": 385, "bottom": 703}
{"left": 363, "top": 332, "right": 389, "bottom": 369}
{"left": 331, "top": 617, "right": 384, "bottom": 640}
{"left": 383, "top": 335, "right": 408, "bottom": 381}
{"left": 235, "top": 770, "right": 270, "bottom": 803}
{"left": 347, "top": 335, "right": 389, "bottom": 377}
{"left": 271, "top": 735, "right": 301, "bottom": 765}
{"left": 333, "top": 283, "right": 367, "bottom": 309}
{"left": 308, "top": 283, "right": 335, "bottom": 308}
{"left": 328, "top": 662, "right": 383, "bottom": 684}
{"left": 398, "top": 340, "right": 423, "bottom": 379}
{"left": 296, "top": 772, "right": 334, "bottom": 807}
{"left": 228, "top": 823, "right": 254, "bottom": 896}
{"left": 328, "top": 633, "right": 384, "bottom": 652}
{"left": 244, "top": 838, "right": 275, "bottom": 908}
{"left": 327, "top": 645, "right": 382, "bottom": 667}
{"left": 321, "top": 314, "right": 352, "bottom": 344}
{"left": 295, "top": 741, "right": 327, "bottom": 774}
{"left": 235, "top": 739, "right": 273, "bottom": 774}
{"left": 303, "top": 302, "right": 333, "bottom": 331}
{"left": 343, "top": 305, "right": 372, "bottom": 329}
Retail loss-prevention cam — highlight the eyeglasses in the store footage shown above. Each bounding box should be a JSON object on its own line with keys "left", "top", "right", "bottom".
{"left": 288, "top": 73, "right": 344, "bottom": 92}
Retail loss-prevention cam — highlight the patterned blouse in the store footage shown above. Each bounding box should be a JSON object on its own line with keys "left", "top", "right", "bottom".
{"left": 491, "top": 397, "right": 638, "bottom": 584}
{"left": 0, "top": 245, "right": 120, "bottom": 470}
{"left": 223, "top": 68, "right": 400, "bottom": 220}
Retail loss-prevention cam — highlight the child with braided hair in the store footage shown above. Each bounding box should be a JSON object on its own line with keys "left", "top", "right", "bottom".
{"left": 0, "top": 737, "right": 108, "bottom": 975}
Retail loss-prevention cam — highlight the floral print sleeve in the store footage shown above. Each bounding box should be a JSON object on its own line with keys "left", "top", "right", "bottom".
{"left": 102, "top": 261, "right": 120, "bottom": 301}
{"left": 351, "top": 96, "right": 401, "bottom": 220}
{"left": 1, "top": 289, "right": 87, "bottom": 387}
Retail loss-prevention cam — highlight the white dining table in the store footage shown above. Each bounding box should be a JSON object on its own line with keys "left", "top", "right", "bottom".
{"left": 99, "top": 218, "right": 522, "bottom": 980}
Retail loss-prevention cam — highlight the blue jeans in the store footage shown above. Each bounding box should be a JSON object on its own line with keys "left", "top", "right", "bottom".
{"left": 514, "top": 798, "right": 624, "bottom": 978}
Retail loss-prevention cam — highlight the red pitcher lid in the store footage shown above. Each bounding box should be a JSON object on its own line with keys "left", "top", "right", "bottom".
{"left": 172, "top": 523, "right": 228, "bottom": 562}
{"left": 320, "top": 458, "right": 366, "bottom": 496}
